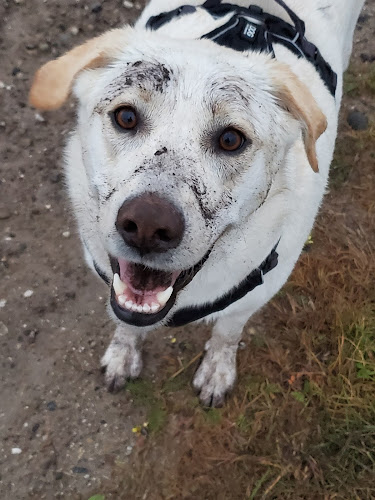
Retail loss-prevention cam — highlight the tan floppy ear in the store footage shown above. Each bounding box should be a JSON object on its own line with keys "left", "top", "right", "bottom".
{"left": 29, "top": 28, "right": 130, "bottom": 110}
{"left": 269, "top": 62, "right": 327, "bottom": 172}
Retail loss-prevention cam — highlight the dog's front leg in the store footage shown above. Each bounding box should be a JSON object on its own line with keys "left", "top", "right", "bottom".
{"left": 101, "top": 324, "right": 144, "bottom": 392}
{"left": 193, "top": 310, "right": 249, "bottom": 407}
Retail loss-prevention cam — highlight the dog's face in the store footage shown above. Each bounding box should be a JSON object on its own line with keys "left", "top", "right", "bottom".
{"left": 30, "top": 28, "right": 326, "bottom": 327}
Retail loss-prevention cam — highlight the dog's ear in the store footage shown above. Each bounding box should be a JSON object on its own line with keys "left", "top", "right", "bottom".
{"left": 270, "top": 63, "right": 327, "bottom": 173}
{"left": 29, "top": 29, "right": 130, "bottom": 110}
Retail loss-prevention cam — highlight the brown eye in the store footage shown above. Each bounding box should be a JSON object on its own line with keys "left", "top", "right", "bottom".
{"left": 114, "top": 106, "right": 137, "bottom": 130}
{"left": 219, "top": 128, "right": 245, "bottom": 152}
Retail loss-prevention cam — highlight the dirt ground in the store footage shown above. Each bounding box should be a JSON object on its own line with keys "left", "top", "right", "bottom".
{"left": 0, "top": 1, "right": 374, "bottom": 499}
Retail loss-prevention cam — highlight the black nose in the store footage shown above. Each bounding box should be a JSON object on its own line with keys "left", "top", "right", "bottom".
{"left": 116, "top": 193, "right": 185, "bottom": 254}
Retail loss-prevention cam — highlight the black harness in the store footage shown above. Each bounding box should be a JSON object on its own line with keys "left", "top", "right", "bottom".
{"left": 147, "top": 0, "right": 337, "bottom": 97}
{"left": 167, "top": 240, "right": 279, "bottom": 326}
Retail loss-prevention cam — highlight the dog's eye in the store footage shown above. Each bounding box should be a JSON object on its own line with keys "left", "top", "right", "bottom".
{"left": 114, "top": 106, "right": 137, "bottom": 130}
{"left": 219, "top": 128, "right": 245, "bottom": 152}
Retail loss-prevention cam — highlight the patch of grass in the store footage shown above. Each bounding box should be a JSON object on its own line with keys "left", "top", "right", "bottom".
{"left": 148, "top": 403, "right": 167, "bottom": 433}
{"left": 202, "top": 408, "right": 222, "bottom": 426}
{"left": 330, "top": 126, "right": 374, "bottom": 188}
{"left": 126, "top": 379, "right": 167, "bottom": 434}
{"left": 126, "top": 379, "right": 156, "bottom": 404}
{"left": 330, "top": 135, "right": 358, "bottom": 188}
{"left": 162, "top": 371, "right": 191, "bottom": 394}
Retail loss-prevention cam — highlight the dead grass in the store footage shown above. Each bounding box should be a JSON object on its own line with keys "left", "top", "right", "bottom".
{"left": 89, "top": 56, "right": 375, "bottom": 500}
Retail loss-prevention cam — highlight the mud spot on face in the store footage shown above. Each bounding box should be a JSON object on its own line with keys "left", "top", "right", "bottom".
{"left": 154, "top": 147, "right": 168, "bottom": 156}
{"left": 191, "top": 181, "right": 214, "bottom": 221}
{"left": 104, "top": 187, "right": 117, "bottom": 201}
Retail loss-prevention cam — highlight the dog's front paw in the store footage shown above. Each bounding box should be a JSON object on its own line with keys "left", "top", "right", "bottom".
{"left": 101, "top": 341, "right": 142, "bottom": 392}
{"left": 193, "top": 343, "right": 237, "bottom": 407}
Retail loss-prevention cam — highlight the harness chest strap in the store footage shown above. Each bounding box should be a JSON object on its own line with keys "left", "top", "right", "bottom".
{"left": 167, "top": 240, "right": 279, "bottom": 327}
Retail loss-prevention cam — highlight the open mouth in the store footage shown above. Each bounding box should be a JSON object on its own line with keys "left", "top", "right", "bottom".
{"left": 110, "top": 251, "right": 210, "bottom": 327}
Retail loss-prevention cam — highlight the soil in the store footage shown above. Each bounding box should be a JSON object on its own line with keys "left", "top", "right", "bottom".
{"left": 0, "top": 1, "right": 374, "bottom": 499}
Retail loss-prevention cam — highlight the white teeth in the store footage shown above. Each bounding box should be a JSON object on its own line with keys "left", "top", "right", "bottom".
{"left": 136, "top": 305, "right": 143, "bottom": 313}
{"left": 113, "top": 273, "right": 127, "bottom": 296}
{"left": 143, "top": 304, "right": 151, "bottom": 313}
{"left": 131, "top": 304, "right": 138, "bottom": 312}
{"left": 118, "top": 295, "right": 127, "bottom": 305}
{"left": 156, "top": 286, "right": 173, "bottom": 306}
{"left": 125, "top": 300, "right": 133, "bottom": 309}
{"left": 151, "top": 303, "right": 160, "bottom": 313}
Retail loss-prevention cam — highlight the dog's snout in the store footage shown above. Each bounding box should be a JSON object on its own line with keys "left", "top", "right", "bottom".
{"left": 116, "top": 193, "right": 185, "bottom": 254}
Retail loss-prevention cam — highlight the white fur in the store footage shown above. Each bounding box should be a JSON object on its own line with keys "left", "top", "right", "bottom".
{"left": 64, "top": 0, "right": 365, "bottom": 405}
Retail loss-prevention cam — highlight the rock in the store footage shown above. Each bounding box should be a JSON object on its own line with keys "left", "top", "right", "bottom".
{"left": 11, "top": 448, "right": 22, "bottom": 454}
{"left": 69, "top": 26, "right": 79, "bottom": 36}
{"left": 72, "top": 466, "right": 89, "bottom": 474}
{"left": 31, "top": 423, "right": 40, "bottom": 433}
{"left": 0, "top": 322, "right": 8, "bottom": 336}
{"left": 38, "top": 42, "right": 50, "bottom": 52}
{"left": 47, "top": 401, "right": 57, "bottom": 411}
{"left": 358, "top": 14, "right": 370, "bottom": 24}
{"left": 23, "top": 290, "right": 34, "bottom": 298}
{"left": 0, "top": 208, "right": 11, "bottom": 220}
{"left": 347, "top": 110, "right": 369, "bottom": 131}
{"left": 34, "top": 112, "right": 45, "bottom": 123}
{"left": 360, "top": 53, "right": 375, "bottom": 63}
{"left": 91, "top": 3, "right": 102, "bottom": 13}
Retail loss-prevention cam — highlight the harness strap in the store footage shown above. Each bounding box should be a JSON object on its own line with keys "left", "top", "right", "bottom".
{"left": 167, "top": 240, "right": 279, "bottom": 327}
{"left": 146, "top": 0, "right": 337, "bottom": 97}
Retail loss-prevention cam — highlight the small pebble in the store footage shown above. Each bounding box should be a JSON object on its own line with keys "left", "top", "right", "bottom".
{"left": 347, "top": 110, "right": 368, "bottom": 131}
{"left": 0, "top": 322, "right": 9, "bottom": 336}
{"left": 72, "top": 466, "right": 89, "bottom": 474}
{"left": 38, "top": 42, "right": 50, "bottom": 52}
{"left": 32, "top": 423, "right": 40, "bottom": 433}
{"left": 11, "top": 448, "right": 22, "bottom": 454}
{"left": 123, "top": 0, "right": 134, "bottom": 7}
{"left": 0, "top": 208, "right": 12, "bottom": 220}
{"left": 0, "top": 299, "right": 7, "bottom": 308}
{"left": 69, "top": 26, "right": 79, "bottom": 35}
{"left": 47, "top": 401, "right": 57, "bottom": 411}
{"left": 35, "top": 112, "right": 45, "bottom": 122}
{"left": 62, "top": 231, "right": 70, "bottom": 238}
{"left": 23, "top": 290, "right": 34, "bottom": 298}
{"left": 91, "top": 3, "right": 102, "bottom": 13}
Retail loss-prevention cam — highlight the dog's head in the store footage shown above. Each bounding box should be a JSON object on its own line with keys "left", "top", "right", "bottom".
{"left": 30, "top": 27, "right": 326, "bottom": 327}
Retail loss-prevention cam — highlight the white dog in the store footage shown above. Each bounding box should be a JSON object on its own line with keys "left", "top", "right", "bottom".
{"left": 30, "top": 0, "right": 365, "bottom": 406}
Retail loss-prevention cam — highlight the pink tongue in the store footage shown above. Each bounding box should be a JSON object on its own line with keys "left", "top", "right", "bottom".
{"left": 118, "top": 258, "right": 179, "bottom": 296}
